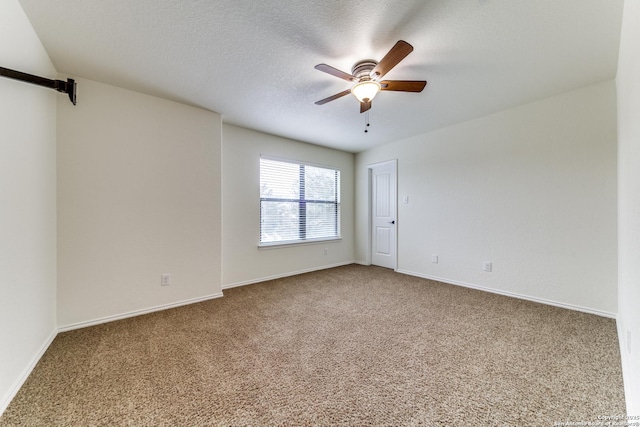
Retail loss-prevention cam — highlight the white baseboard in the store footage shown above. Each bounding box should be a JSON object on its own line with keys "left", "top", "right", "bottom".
{"left": 223, "top": 261, "right": 356, "bottom": 290}
{"left": 396, "top": 269, "right": 617, "bottom": 319}
{"left": 617, "top": 319, "right": 636, "bottom": 417}
{"left": 58, "top": 293, "right": 224, "bottom": 332}
{"left": 0, "top": 328, "right": 57, "bottom": 417}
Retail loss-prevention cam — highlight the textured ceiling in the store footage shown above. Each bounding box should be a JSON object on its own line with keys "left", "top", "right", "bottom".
{"left": 17, "top": 0, "right": 623, "bottom": 152}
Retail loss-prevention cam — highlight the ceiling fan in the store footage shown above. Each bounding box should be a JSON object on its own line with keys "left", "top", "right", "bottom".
{"left": 314, "top": 40, "right": 427, "bottom": 113}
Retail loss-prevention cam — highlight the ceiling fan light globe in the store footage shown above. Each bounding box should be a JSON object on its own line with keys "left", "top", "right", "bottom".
{"left": 351, "top": 80, "right": 381, "bottom": 103}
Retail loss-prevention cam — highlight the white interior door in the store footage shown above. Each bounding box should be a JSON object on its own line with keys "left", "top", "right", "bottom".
{"left": 371, "top": 161, "right": 396, "bottom": 269}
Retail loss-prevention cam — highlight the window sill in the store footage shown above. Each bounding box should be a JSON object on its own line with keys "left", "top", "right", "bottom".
{"left": 258, "top": 237, "right": 342, "bottom": 250}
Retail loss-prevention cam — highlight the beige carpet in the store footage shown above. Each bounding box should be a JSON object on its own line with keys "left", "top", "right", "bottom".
{"left": 0, "top": 265, "right": 625, "bottom": 426}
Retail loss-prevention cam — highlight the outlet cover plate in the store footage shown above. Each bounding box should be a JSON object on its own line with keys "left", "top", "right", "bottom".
{"left": 161, "top": 274, "right": 171, "bottom": 286}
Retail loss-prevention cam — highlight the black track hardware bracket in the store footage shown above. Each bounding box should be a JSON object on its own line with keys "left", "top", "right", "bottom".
{"left": 0, "top": 66, "right": 76, "bottom": 105}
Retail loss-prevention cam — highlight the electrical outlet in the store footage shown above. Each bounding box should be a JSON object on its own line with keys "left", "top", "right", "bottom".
{"left": 431, "top": 254, "right": 438, "bottom": 264}
{"left": 324, "top": 248, "right": 328, "bottom": 256}
{"left": 483, "top": 262, "right": 492, "bottom": 272}
{"left": 161, "top": 273, "right": 171, "bottom": 286}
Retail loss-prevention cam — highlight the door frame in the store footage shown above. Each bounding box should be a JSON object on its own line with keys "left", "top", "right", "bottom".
{"left": 366, "top": 159, "right": 398, "bottom": 270}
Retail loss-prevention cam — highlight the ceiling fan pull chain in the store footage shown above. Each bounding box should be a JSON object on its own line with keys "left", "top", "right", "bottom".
{"left": 364, "top": 110, "right": 370, "bottom": 133}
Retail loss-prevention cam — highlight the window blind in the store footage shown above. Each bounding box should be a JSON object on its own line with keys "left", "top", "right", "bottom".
{"left": 260, "top": 157, "right": 340, "bottom": 245}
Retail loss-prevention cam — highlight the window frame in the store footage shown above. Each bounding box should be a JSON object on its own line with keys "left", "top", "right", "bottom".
{"left": 258, "top": 155, "right": 342, "bottom": 248}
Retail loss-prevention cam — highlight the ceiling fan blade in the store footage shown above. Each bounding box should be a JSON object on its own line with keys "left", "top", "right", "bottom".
{"left": 315, "top": 89, "right": 352, "bottom": 105}
{"left": 314, "top": 64, "right": 357, "bottom": 82}
{"left": 370, "top": 40, "right": 414, "bottom": 80}
{"left": 360, "top": 100, "right": 371, "bottom": 114}
{"left": 380, "top": 80, "right": 427, "bottom": 92}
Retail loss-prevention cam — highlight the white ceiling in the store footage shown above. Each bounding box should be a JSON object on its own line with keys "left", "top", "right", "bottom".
{"left": 18, "top": 0, "right": 623, "bottom": 153}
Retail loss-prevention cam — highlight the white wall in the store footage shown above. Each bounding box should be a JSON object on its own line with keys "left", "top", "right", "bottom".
{"left": 356, "top": 81, "right": 618, "bottom": 316}
{"left": 57, "top": 78, "right": 222, "bottom": 329}
{"left": 222, "top": 124, "right": 354, "bottom": 287}
{"left": 0, "top": 0, "right": 58, "bottom": 414}
{"left": 616, "top": 0, "right": 640, "bottom": 416}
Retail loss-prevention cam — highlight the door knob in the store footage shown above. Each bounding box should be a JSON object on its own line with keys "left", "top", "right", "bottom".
{"left": 389, "top": 220, "right": 395, "bottom": 224}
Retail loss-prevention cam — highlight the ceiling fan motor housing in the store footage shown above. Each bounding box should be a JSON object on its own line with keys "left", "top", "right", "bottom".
{"left": 351, "top": 60, "right": 378, "bottom": 80}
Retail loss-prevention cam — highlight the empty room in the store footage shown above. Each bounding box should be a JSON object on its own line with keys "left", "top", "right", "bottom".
{"left": 1, "top": 0, "right": 639, "bottom": 425}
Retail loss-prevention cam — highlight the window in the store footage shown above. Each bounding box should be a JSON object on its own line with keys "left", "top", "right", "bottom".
{"left": 260, "top": 157, "right": 340, "bottom": 246}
